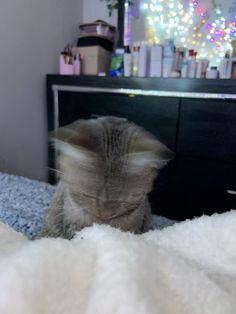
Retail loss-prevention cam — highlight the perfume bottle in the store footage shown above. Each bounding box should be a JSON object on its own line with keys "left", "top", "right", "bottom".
{"left": 73, "top": 54, "right": 81, "bottom": 75}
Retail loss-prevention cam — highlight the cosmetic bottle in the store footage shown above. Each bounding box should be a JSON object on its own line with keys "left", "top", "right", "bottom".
{"left": 172, "top": 47, "right": 180, "bottom": 73}
{"left": 231, "top": 40, "right": 236, "bottom": 58}
{"left": 188, "top": 50, "right": 197, "bottom": 78}
{"left": 73, "top": 54, "right": 81, "bottom": 75}
{"left": 109, "top": 48, "right": 124, "bottom": 77}
{"left": 226, "top": 59, "right": 233, "bottom": 79}
{"left": 206, "top": 66, "right": 219, "bottom": 79}
{"left": 202, "top": 60, "right": 209, "bottom": 78}
{"left": 132, "top": 42, "right": 140, "bottom": 77}
{"left": 164, "top": 38, "right": 175, "bottom": 58}
{"left": 219, "top": 53, "right": 231, "bottom": 79}
{"left": 124, "top": 45, "right": 132, "bottom": 77}
{"left": 162, "top": 39, "right": 174, "bottom": 78}
{"left": 181, "top": 56, "right": 188, "bottom": 78}
{"left": 138, "top": 41, "right": 148, "bottom": 77}
{"left": 150, "top": 45, "right": 163, "bottom": 77}
{"left": 230, "top": 58, "right": 236, "bottom": 79}
{"left": 177, "top": 48, "right": 186, "bottom": 72}
{"left": 219, "top": 59, "right": 228, "bottom": 79}
{"left": 196, "top": 59, "right": 208, "bottom": 78}
{"left": 163, "top": 57, "right": 174, "bottom": 77}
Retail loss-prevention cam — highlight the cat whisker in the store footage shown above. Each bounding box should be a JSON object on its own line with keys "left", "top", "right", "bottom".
{"left": 49, "top": 167, "right": 65, "bottom": 177}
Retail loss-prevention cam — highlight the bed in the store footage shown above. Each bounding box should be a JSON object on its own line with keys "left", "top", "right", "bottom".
{"left": 0, "top": 172, "right": 235, "bottom": 314}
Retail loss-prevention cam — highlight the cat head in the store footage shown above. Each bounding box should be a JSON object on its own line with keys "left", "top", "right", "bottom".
{"left": 51, "top": 116, "right": 174, "bottom": 217}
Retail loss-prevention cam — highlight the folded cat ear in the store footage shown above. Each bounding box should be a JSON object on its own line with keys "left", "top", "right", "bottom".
{"left": 49, "top": 120, "right": 94, "bottom": 151}
{"left": 127, "top": 136, "right": 174, "bottom": 171}
{"left": 134, "top": 136, "right": 174, "bottom": 162}
{"left": 54, "top": 139, "right": 96, "bottom": 167}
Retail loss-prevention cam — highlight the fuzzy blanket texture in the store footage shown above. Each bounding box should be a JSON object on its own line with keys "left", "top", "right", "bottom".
{"left": 0, "top": 210, "right": 236, "bottom": 314}
{"left": 0, "top": 172, "right": 235, "bottom": 313}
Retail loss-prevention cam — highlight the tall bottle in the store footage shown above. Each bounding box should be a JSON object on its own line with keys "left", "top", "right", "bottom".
{"left": 163, "top": 39, "right": 174, "bottom": 77}
{"left": 132, "top": 42, "right": 140, "bottom": 77}
{"left": 187, "top": 50, "right": 197, "bottom": 78}
{"left": 150, "top": 45, "right": 163, "bottom": 77}
{"left": 73, "top": 53, "right": 81, "bottom": 75}
{"left": 124, "top": 45, "right": 132, "bottom": 77}
{"left": 138, "top": 41, "right": 148, "bottom": 77}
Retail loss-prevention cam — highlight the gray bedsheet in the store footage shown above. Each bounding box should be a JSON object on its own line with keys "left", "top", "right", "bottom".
{"left": 0, "top": 172, "right": 175, "bottom": 239}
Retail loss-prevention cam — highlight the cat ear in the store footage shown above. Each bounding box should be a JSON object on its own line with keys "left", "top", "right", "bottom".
{"left": 49, "top": 120, "right": 98, "bottom": 167}
{"left": 127, "top": 152, "right": 167, "bottom": 170}
{"left": 134, "top": 136, "right": 174, "bottom": 163}
{"left": 53, "top": 139, "right": 92, "bottom": 161}
{"left": 127, "top": 135, "right": 174, "bottom": 170}
{"left": 49, "top": 120, "right": 94, "bottom": 151}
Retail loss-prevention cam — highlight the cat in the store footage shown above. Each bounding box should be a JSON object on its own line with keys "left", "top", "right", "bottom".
{"left": 38, "top": 116, "right": 174, "bottom": 239}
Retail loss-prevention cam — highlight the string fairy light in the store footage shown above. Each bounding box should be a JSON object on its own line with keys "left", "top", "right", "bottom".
{"left": 141, "top": 0, "right": 236, "bottom": 64}
{"left": 142, "top": 0, "right": 195, "bottom": 46}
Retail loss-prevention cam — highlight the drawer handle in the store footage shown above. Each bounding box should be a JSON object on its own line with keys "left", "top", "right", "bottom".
{"left": 227, "top": 190, "right": 236, "bottom": 195}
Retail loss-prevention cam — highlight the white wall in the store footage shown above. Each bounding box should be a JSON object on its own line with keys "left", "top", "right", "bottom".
{"left": 82, "top": 0, "right": 117, "bottom": 26}
{"left": 0, "top": 0, "right": 82, "bottom": 181}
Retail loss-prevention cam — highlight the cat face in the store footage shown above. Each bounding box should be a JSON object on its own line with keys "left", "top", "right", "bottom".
{"left": 53, "top": 116, "right": 174, "bottom": 219}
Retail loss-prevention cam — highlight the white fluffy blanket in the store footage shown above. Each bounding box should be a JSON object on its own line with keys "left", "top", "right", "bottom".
{"left": 0, "top": 211, "right": 236, "bottom": 314}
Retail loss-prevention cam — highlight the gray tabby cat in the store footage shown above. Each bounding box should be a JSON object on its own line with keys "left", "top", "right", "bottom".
{"left": 38, "top": 116, "right": 173, "bottom": 239}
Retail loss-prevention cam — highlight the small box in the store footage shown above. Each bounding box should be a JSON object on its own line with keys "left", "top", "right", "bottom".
{"left": 72, "top": 46, "right": 112, "bottom": 75}
{"left": 79, "top": 21, "right": 116, "bottom": 41}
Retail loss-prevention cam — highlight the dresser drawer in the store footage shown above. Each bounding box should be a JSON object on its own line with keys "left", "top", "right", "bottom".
{"left": 177, "top": 99, "right": 236, "bottom": 163}
{"left": 58, "top": 92, "right": 179, "bottom": 151}
{"left": 149, "top": 160, "right": 176, "bottom": 216}
{"left": 173, "top": 157, "right": 236, "bottom": 220}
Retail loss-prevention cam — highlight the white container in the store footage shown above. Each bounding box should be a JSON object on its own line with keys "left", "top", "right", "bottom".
{"left": 138, "top": 41, "right": 148, "bottom": 77}
{"left": 150, "top": 61, "right": 162, "bottom": 77}
{"left": 132, "top": 43, "right": 139, "bottom": 77}
{"left": 196, "top": 59, "right": 209, "bottom": 78}
{"left": 219, "top": 59, "right": 228, "bottom": 79}
{"left": 176, "top": 50, "right": 185, "bottom": 72}
{"left": 172, "top": 51, "right": 180, "bottom": 72}
{"left": 163, "top": 57, "right": 173, "bottom": 78}
{"left": 124, "top": 52, "right": 132, "bottom": 77}
{"left": 188, "top": 59, "right": 197, "bottom": 78}
{"left": 226, "top": 60, "right": 233, "bottom": 78}
{"left": 196, "top": 61, "right": 201, "bottom": 78}
{"left": 164, "top": 39, "right": 174, "bottom": 57}
{"left": 181, "top": 59, "right": 188, "bottom": 78}
{"left": 206, "top": 67, "right": 219, "bottom": 79}
{"left": 73, "top": 54, "right": 81, "bottom": 75}
{"left": 150, "top": 45, "right": 163, "bottom": 61}
{"left": 150, "top": 45, "right": 163, "bottom": 77}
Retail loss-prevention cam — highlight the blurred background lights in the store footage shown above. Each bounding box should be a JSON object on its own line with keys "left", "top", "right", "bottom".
{"left": 140, "top": 0, "right": 236, "bottom": 65}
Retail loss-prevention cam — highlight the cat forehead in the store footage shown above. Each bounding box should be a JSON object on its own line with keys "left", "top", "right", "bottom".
{"left": 53, "top": 116, "right": 174, "bottom": 162}
{"left": 55, "top": 117, "right": 153, "bottom": 147}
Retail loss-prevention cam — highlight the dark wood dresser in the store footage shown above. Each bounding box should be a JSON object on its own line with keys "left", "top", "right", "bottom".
{"left": 47, "top": 75, "right": 236, "bottom": 220}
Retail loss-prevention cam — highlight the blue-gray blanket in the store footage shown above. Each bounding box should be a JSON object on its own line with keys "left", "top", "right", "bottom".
{"left": 0, "top": 173, "right": 175, "bottom": 239}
